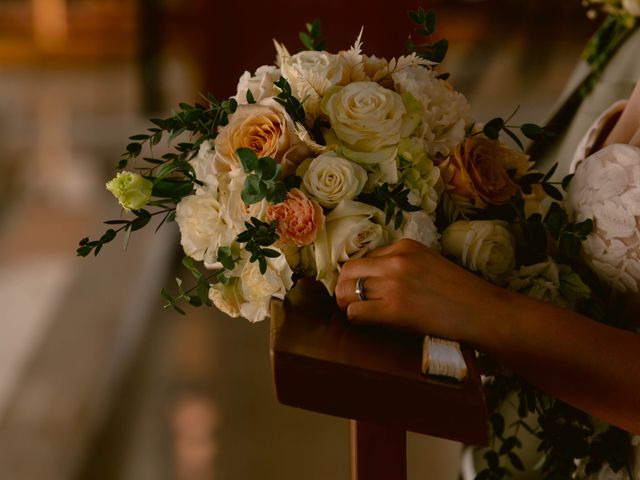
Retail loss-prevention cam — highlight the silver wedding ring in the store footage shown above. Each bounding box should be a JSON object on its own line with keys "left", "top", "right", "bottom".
{"left": 355, "top": 277, "right": 367, "bottom": 301}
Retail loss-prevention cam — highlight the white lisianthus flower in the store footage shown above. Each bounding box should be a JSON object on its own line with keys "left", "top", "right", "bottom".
{"left": 239, "top": 250, "right": 294, "bottom": 322}
{"left": 175, "top": 192, "right": 236, "bottom": 265}
{"left": 234, "top": 65, "right": 281, "bottom": 104}
{"left": 297, "top": 152, "right": 368, "bottom": 208}
{"left": 392, "top": 65, "right": 472, "bottom": 158}
{"left": 190, "top": 140, "right": 219, "bottom": 194}
{"left": 623, "top": 0, "right": 640, "bottom": 16}
{"left": 208, "top": 277, "right": 244, "bottom": 318}
{"left": 314, "top": 200, "right": 388, "bottom": 293}
{"left": 441, "top": 220, "right": 515, "bottom": 285}
{"left": 281, "top": 50, "right": 350, "bottom": 119}
{"left": 106, "top": 171, "right": 153, "bottom": 211}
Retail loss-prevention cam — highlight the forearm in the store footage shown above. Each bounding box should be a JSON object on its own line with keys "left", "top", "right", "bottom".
{"left": 469, "top": 288, "right": 640, "bottom": 433}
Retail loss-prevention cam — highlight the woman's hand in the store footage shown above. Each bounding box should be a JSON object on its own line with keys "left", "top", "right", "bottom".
{"left": 335, "top": 239, "right": 507, "bottom": 343}
{"left": 603, "top": 80, "right": 640, "bottom": 147}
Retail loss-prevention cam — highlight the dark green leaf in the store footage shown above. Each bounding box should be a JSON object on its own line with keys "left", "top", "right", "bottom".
{"left": 491, "top": 413, "right": 505, "bottom": 438}
{"left": 543, "top": 163, "right": 558, "bottom": 182}
{"left": 561, "top": 173, "right": 575, "bottom": 191}
{"left": 508, "top": 453, "right": 525, "bottom": 471}
{"left": 237, "top": 147, "right": 259, "bottom": 172}
{"left": 503, "top": 127, "right": 524, "bottom": 150}
{"left": 246, "top": 89, "right": 256, "bottom": 104}
{"left": 542, "top": 183, "right": 563, "bottom": 201}
{"left": 484, "top": 451, "right": 500, "bottom": 471}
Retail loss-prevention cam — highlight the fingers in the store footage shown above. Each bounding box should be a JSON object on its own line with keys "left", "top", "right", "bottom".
{"left": 365, "top": 238, "right": 425, "bottom": 257}
{"left": 630, "top": 126, "right": 640, "bottom": 147}
{"left": 335, "top": 275, "right": 384, "bottom": 309}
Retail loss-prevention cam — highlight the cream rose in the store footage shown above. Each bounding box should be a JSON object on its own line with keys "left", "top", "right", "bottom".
{"left": 190, "top": 140, "right": 219, "bottom": 194}
{"left": 175, "top": 192, "right": 236, "bottom": 265}
{"left": 213, "top": 98, "right": 302, "bottom": 172}
{"left": 442, "top": 220, "right": 515, "bottom": 285}
{"left": 320, "top": 81, "right": 410, "bottom": 152}
{"left": 314, "top": 200, "right": 388, "bottom": 293}
{"left": 265, "top": 188, "right": 325, "bottom": 246}
{"left": 297, "top": 152, "right": 368, "bottom": 208}
{"left": 234, "top": 65, "right": 281, "bottom": 104}
{"left": 282, "top": 50, "right": 350, "bottom": 119}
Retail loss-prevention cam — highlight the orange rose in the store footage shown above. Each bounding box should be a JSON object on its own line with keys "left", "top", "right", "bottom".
{"left": 440, "top": 137, "right": 529, "bottom": 209}
{"left": 266, "top": 189, "right": 325, "bottom": 247}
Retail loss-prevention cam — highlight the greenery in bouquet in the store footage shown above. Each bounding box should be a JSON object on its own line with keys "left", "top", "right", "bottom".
{"left": 78, "top": 7, "right": 637, "bottom": 479}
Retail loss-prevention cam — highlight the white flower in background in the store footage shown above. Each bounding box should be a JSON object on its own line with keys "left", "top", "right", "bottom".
{"left": 393, "top": 65, "right": 472, "bottom": 158}
{"left": 106, "top": 171, "right": 153, "bottom": 211}
{"left": 314, "top": 200, "right": 388, "bottom": 293}
{"left": 213, "top": 98, "right": 303, "bottom": 173}
{"left": 190, "top": 140, "right": 219, "bottom": 194}
{"left": 297, "top": 152, "right": 368, "bottom": 208}
{"left": 234, "top": 65, "right": 281, "bottom": 104}
{"left": 442, "top": 220, "right": 515, "bottom": 285}
{"left": 208, "top": 277, "right": 244, "bottom": 318}
{"left": 280, "top": 48, "right": 350, "bottom": 120}
{"left": 623, "top": 0, "right": 640, "bottom": 16}
{"left": 566, "top": 144, "right": 640, "bottom": 294}
{"left": 175, "top": 192, "right": 236, "bottom": 265}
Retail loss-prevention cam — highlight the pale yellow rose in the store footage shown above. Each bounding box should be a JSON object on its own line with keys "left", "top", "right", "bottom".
{"left": 320, "top": 81, "right": 409, "bottom": 152}
{"left": 442, "top": 220, "right": 515, "bottom": 285}
{"left": 213, "top": 98, "right": 303, "bottom": 172}
{"left": 314, "top": 200, "right": 388, "bottom": 293}
{"left": 297, "top": 152, "right": 368, "bottom": 208}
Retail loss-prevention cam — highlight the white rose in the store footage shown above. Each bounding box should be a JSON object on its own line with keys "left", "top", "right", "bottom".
{"left": 234, "top": 65, "right": 281, "bottom": 104}
{"left": 297, "top": 152, "right": 368, "bottom": 208}
{"left": 623, "top": 0, "right": 640, "bottom": 16}
{"left": 282, "top": 50, "right": 349, "bottom": 119}
{"left": 393, "top": 65, "right": 472, "bottom": 158}
{"left": 442, "top": 220, "right": 515, "bottom": 285}
{"left": 238, "top": 251, "right": 294, "bottom": 322}
{"left": 314, "top": 200, "right": 388, "bottom": 293}
{"left": 321, "top": 81, "right": 414, "bottom": 152}
{"left": 175, "top": 192, "right": 236, "bottom": 265}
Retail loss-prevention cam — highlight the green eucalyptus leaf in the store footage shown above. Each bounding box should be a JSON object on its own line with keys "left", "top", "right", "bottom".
{"left": 237, "top": 148, "right": 259, "bottom": 172}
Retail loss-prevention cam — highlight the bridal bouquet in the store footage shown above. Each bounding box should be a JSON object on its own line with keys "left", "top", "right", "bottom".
{"left": 79, "top": 9, "right": 549, "bottom": 323}
{"left": 79, "top": 7, "right": 637, "bottom": 479}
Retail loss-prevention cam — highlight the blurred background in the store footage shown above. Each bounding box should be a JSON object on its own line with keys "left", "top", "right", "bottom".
{"left": 0, "top": 1, "right": 597, "bottom": 479}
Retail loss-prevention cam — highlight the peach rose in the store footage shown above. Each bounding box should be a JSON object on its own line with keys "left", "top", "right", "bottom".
{"left": 266, "top": 188, "right": 325, "bottom": 247}
{"left": 440, "top": 137, "right": 529, "bottom": 209}
{"left": 213, "top": 98, "right": 304, "bottom": 173}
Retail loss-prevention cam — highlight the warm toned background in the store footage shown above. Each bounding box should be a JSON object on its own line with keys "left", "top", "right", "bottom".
{"left": 0, "top": 1, "right": 597, "bottom": 479}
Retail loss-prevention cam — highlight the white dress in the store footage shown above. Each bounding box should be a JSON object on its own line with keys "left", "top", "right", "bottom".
{"left": 462, "top": 101, "right": 640, "bottom": 480}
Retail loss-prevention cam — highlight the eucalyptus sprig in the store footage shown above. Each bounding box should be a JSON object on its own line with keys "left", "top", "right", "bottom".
{"left": 299, "top": 18, "right": 326, "bottom": 51}
{"left": 482, "top": 107, "right": 555, "bottom": 150}
{"left": 274, "top": 77, "right": 306, "bottom": 125}
{"left": 406, "top": 7, "right": 448, "bottom": 64}
{"left": 236, "top": 217, "right": 280, "bottom": 274}
{"left": 161, "top": 256, "right": 216, "bottom": 314}
{"left": 375, "top": 183, "right": 422, "bottom": 229}
{"left": 237, "top": 148, "right": 288, "bottom": 205}
{"left": 119, "top": 94, "right": 238, "bottom": 170}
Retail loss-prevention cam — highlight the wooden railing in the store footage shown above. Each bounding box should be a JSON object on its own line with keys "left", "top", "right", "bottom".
{"left": 271, "top": 278, "right": 488, "bottom": 480}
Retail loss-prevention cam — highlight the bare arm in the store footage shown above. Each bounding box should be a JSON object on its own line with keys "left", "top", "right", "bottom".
{"left": 335, "top": 239, "right": 640, "bottom": 433}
